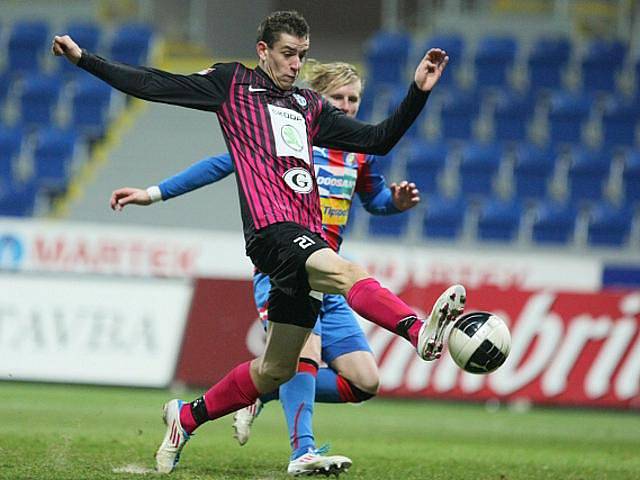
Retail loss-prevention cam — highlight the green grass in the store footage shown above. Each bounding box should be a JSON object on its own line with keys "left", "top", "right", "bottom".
{"left": 1, "top": 382, "right": 639, "bottom": 479}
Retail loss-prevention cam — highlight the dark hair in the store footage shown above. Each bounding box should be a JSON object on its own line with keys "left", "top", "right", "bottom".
{"left": 257, "top": 10, "right": 309, "bottom": 48}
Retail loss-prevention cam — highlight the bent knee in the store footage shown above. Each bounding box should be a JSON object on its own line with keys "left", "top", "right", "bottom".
{"left": 258, "top": 361, "right": 297, "bottom": 386}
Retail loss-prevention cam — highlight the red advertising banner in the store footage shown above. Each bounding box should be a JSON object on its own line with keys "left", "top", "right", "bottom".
{"left": 177, "top": 279, "right": 640, "bottom": 409}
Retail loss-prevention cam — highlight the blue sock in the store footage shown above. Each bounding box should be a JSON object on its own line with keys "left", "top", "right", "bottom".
{"left": 280, "top": 362, "right": 318, "bottom": 460}
{"left": 315, "top": 368, "right": 342, "bottom": 403}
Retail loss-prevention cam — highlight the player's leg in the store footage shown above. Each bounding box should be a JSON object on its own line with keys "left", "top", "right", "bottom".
{"left": 155, "top": 319, "right": 309, "bottom": 473}
{"left": 305, "top": 248, "right": 466, "bottom": 360}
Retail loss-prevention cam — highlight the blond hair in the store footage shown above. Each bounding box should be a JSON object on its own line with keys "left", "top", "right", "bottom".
{"left": 302, "top": 59, "right": 363, "bottom": 95}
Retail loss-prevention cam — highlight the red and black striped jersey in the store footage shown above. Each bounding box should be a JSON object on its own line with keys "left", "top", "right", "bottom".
{"left": 78, "top": 54, "right": 429, "bottom": 241}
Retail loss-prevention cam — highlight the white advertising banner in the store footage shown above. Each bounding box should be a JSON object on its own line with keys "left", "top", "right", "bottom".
{"left": 0, "top": 275, "right": 192, "bottom": 387}
{"left": 0, "top": 217, "right": 252, "bottom": 279}
{"left": 341, "top": 241, "right": 602, "bottom": 292}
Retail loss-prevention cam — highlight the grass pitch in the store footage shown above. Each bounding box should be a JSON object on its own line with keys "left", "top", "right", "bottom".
{"left": 1, "top": 382, "right": 638, "bottom": 479}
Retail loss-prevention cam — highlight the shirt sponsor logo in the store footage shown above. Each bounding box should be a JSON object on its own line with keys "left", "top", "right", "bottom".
{"left": 281, "top": 125, "right": 304, "bottom": 152}
{"left": 320, "top": 198, "right": 351, "bottom": 226}
{"left": 315, "top": 166, "right": 358, "bottom": 200}
{"left": 283, "top": 167, "right": 313, "bottom": 194}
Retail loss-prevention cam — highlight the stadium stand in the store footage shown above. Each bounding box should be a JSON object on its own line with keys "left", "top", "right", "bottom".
{"left": 473, "top": 35, "right": 517, "bottom": 89}
{"left": 7, "top": 20, "right": 49, "bottom": 74}
{"left": 527, "top": 36, "right": 571, "bottom": 92}
{"left": 512, "top": 143, "right": 556, "bottom": 200}
{"left": 622, "top": 151, "right": 640, "bottom": 204}
{"left": 531, "top": 201, "right": 578, "bottom": 245}
{"left": 422, "top": 194, "right": 466, "bottom": 240}
{"left": 19, "top": 74, "right": 62, "bottom": 127}
{"left": 580, "top": 39, "right": 626, "bottom": 93}
{"left": 458, "top": 142, "right": 502, "bottom": 198}
{"left": 404, "top": 140, "right": 449, "bottom": 193}
{"left": 587, "top": 203, "right": 633, "bottom": 247}
{"left": 368, "top": 210, "right": 409, "bottom": 237}
{"left": 547, "top": 92, "right": 591, "bottom": 146}
{"left": 566, "top": 147, "right": 610, "bottom": 203}
{"left": 477, "top": 198, "right": 522, "bottom": 242}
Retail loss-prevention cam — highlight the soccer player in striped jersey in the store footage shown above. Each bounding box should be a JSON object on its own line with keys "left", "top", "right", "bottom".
{"left": 110, "top": 60, "right": 421, "bottom": 475}
{"left": 53, "top": 10, "right": 466, "bottom": 474}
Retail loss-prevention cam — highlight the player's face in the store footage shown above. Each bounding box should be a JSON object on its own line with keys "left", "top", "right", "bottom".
{"left": 325, "top": 81, "right": 362, "bottom": 118}
{"left": 257, "top": 33, "right": 309, "bottom": 90}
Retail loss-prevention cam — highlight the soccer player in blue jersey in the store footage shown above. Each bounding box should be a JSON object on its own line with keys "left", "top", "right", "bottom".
{"left": 110, "top": 60, "right": 420, "bottom": 475}
{"left": 53, "top": 10, "right": 466, "bottom": 474}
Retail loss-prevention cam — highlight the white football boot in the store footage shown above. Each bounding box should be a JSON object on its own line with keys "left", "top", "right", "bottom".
{"left": 287, "top": 446, "right": 352, "bottom": 477}
{"left": 417, "top": 284, "right": 466, "bottom": 361}
{"left": 155, "top": 399, "right": 191, "bottom": 474}
{"left": 232, "top": 398, "right": 263, "bottom": 446}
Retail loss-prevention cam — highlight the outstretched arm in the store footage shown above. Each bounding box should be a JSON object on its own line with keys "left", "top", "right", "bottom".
{"left": 315, "top": 48, "right": 448, "bottom": 155}
{"left": 357, "top": 158, "right": 420, "bottom": 215}
{"left": 110, "top": 153, "right": 234, "bottom": 210}
{"left": 52, "top": 35, "right": 231, "bottom": 111}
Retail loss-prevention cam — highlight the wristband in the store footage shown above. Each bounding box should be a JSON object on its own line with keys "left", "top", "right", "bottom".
{"left": 146, "top": 186, "right": 162, "bottom": 203}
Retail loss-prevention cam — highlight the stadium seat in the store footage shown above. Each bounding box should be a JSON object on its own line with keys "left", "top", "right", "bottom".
{"left": 0, "top": 73, "right": 13, "bottom": 107}
{"left": 33, "top": 128, "right": 78, "bottom": 192}
{"left": 547, "top": 92, "right": 591, "bottom": 146}
{"left": 527, "top": 36, "right": 571, "bottom": 91}
{"left": 364, "top": 30, "right": 412, "bottom": 91}
{"left": 404, "top": 140, "right": 449, "bottom": 193}
{"left": 581, "top": 39, "right": 626, "bottom": 93}
{"left": 419, "top": 34, "right": 465, "bottom": 87}
{"left": 477, "top": 199, "right": 522, "bottom": 242}
{"left": 458, "top": 142, "right": 502, "bottom": 198}
{"left": 587, "top": 203, "right": 633, "bottom": 247}
{"left": 567, "top": 148, "right": 611, "bottom": 203}
{"left": 59, "top": 22, "right": 102, "bottom": 75}
{"left": 368, "top": 210, "right": 409, "bottom": 237}
{"left": 531, "top": 201, "right": 578, "bottom": 245}
{"left": 622, "top": 151, "right": 640, "bottom": 204}
{"left": 71, "top": 76, "right": 112, "bottom": 138}
{"left": 110, "top": 22, "right": 154, "bottom": 66}
{"left": 19, "top": 75, "right": 62, "bottom": 127}
{"left": 601, "top": 96, "right": 639, "bottom": 149}
{"left": 439, "top": 89, "right": 481, "bottom": 140}
{"left": 0, "top": 126, "right": 24, "bottom": 173}
{"left": 473, "top": 35, "right": 517, "bottom": 88}
{"left": 512, "top": 144, "right": 556, "bottom": 200}
{"left": 7, "top": 20, "right": 49, "bottom": 73}
{"left": 0, "top": 180, "right": 38, "bottom": 216}
{"left": 422, "top": 194, "right": 466, "bottom": 239}
{"left": 492, "top": 92, "right": 535, "bottom": 142}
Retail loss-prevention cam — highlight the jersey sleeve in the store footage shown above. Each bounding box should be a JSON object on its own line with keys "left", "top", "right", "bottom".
{"left": 159, "top": 153, "right": 234, "bottom": 200}
{"left": 356, "top": 156, "right": 401, "bottom": 215}
{"left": 314, "top": 83, "right": 430, "bottom": 155}
{"left": 77, "top": 52, "right": 235, "bottom": 112}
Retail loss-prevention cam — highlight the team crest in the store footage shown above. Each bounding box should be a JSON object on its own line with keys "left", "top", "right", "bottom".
{"left": 293, "top": 93, "right": 307, "bottom": 108}
{"left": 345, "top": 152, "right": 357, "bottom": 167}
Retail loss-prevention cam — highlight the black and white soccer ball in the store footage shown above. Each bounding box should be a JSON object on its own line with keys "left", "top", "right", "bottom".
{"left": 447, "top": 312, "right": 511, "bottom": 374}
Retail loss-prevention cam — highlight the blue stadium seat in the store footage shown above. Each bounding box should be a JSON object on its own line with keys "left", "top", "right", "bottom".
{"left": 492, "top": 92, "right": 535, "bottom": 142}
{"left": 404, "top": 140, "right": 449, "bottom": 193}
{"left": 420, "top": 34, "right": 465, "bottom": 87}
{"left": 0, "top": 73, "right": 13, "bottom": 107}
{"left": 473, "top": 36, "right": 517, "bottom": 88}
{"left": 0, "top": 127, "right": 24, "bottom": 188}
{"left": 477, "top": 199, "right": 522, "bottom": 242}
{"left": 19, "top": 75, "right": 62, "bottom": 127}
{"left": 512, "top": 144, "right": 556, "bottom": 200}
{"left": 0, "top": 180, "right": 38, "bottom": 217}
{"left": 7, "top": 20, "right": 49, "bottom": 73}
{"left": 33, "top": 128, "right": 78, "bottom": 192}
{"left": 567, "top": 148, "right": 611, "bottom": 203}
{"left": 422, "top": 194, "right": 466, "bottom": 239}
{"left": 587, "top": 203, "right": 633, "bottom": 247}
{"left": 368, "top": 211, "right": 409, "bottom": 237}
{"left": 364, "top": 30, "right": 412, "bottom": 91}
{"left": 459, "top": 142, "right": 502, "bottom": 197}
{"left": 59, "top": 22, "right": 102, "bottom": 75}
{"left": 622, "top": 151, "right": 640, "bottom": 204}
{"left": 532, "top": 201, "right": 577, "bottom": 245}
{"left": 439, "top": 89, "right": 481, "bottom": 140}
{"left": 581, "top": 39, "right": 626, "bottom": 93}
{"left": 71, "top": 76, "right": 112, "bottom": 138}
{"left": 547, "top": 92, "right": 591, "bottom": 146}
{"left": 527, "top": 37, "right": 571, "bottom": 91}
{"left": 602, "top": 96, "right": 639, "bottom": 149}
{"left": 110, "top": 22, "right": 154, "bottom": 66}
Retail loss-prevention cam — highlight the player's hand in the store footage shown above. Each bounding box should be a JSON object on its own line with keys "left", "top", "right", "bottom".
{"left": 110, "top": 187, "right": 152, "bottom": 211}
{"left": 390, "top": 181, "right": 420, "bottom": 211}
{"left": 51, "top": 35, "right": 82, "bottom": 65}
{"left": 414, "top": 48, "right": 448, "bottom": 92}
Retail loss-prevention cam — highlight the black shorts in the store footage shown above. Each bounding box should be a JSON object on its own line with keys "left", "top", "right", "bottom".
{"left": 246, "top": 222, "right": 329, "bottom": 328}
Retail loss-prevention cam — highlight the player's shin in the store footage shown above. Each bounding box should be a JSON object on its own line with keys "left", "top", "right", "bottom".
{"left": 346, "top": 277, "right": 422, "bottom": 346}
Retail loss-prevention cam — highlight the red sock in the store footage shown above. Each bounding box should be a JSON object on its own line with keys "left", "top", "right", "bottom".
{"left": 347, "top": 277, "right": 422, "bottom": 347}
{"left": 179, "top": 361, "right": 259, "bottom": 434}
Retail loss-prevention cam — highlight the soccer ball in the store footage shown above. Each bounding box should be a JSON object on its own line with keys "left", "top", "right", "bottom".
{"left": 447, "top": 312, "right": 511, "bottom": 374}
